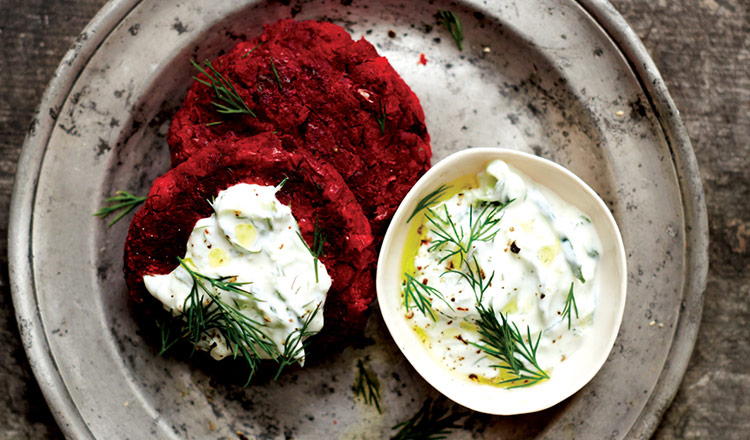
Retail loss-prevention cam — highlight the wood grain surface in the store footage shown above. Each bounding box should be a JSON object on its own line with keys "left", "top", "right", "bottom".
{"left": 0, "top": 0, "right": 747, "bottom": 438}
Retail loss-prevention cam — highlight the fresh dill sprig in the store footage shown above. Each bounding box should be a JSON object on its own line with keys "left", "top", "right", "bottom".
{"left": 178, "top": 257, "right": 255, "bottom": 299}
{"left": 241, "top": 41, "right": 262, "bottom": 59}
{"left": 562, "top": 282, "right": 579, "bottom": 330}
{"left": 390, "top": 397, "right": 467, "bottom": 440}
{"left": 176, "top": 258, "right": 278, "bottom": 385}
{"left": 442, "top": 255, "right": 494, "bottom": 303}
{"left": 354, "top": 359, "right": 381, "bottom": 413}
{"left": 276, "top": 176, "right": 289, "bottom": 190}
{"left": 94, "top": 190, "right": 146, "bottom": 227}
{"left": 407, "top": 184, "right": 452, "bottom": 223}
{"left": 425, "top": 205, "right": 465, "bottom": 264}
{"left": 269, "top": 57, "right": 282, "bottom": 90}
{"left": 437, "top": 10, "right": 464, "bottom": 51}
{"left": 296, "top": 217, "right": 326, "bottom": 282}
{"left": 376, "top": 98, "right": 387, "bottom": 135}
{"left": 425, "top": 199, "right": 513, "bottom": 265}
{"left": 191, "top": 59, "right": 257, "bottom": 118}
{"left": 158, "top": 258, "right": 320, "bottom": 384}
{"left": 274, "top": 302, "right": 322, "bottom": 379}
{"left": 155, "top": 315, "right": 182, "bottom": 356}
{"left": 471, "top": 304, "right": 549, "bottom": 388}
{"left": 448, "top": 257, "right": 548, "bottom": 387}
{"left": 403, "top": 273, "right": 453, "bottom": 321}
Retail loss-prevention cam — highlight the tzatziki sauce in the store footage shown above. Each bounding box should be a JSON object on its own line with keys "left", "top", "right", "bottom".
{"left": 402, "top": 159, "right": 602, "bottom": 387}
{"left": 144, "top": 183, "right": 330, "bottom": 362}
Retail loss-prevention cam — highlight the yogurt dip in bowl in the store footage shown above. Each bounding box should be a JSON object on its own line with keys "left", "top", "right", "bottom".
{"left": 377, "top": 148, "right": 627, "bottom": 415}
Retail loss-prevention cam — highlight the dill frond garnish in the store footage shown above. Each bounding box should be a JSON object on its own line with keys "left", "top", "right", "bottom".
{"left": 269, "top": 57, "right": 282, "bottom": 90}
{"left": 407, "top": 184, "right": 451, "bottom": 223}
{"left": 403, "top": 273, "right": 453, "bottom": 321}
{"left": 156, "top": 315, "right": 182, "bottom": 357}
{"left": 275, "top": 176, "right": 289, "bottom": 190}
{"left": 442, "top": 255, "right": 494, "bottom": 302}
{"left": 451, "top": 251, "right": 547, "bottom": 387}
{"left": 562, "top": 282, "right": 579, "bottom": 330}
{"left": 391, "top": 397, "right": 467, "bottom": 440}
{"left": 157, "top": 258, "right": 321, "bottom": 384}
{"left": 178, "top": 257, "right": 256, "bottom": 299}
{"left": 425, "top": 199, "right": 513, "bottom": 265}
{"left": 274, "top": 302, "right": 322, "bottom": 379}
{"left": 437, "top": 10, "right": 464, "bottom": 51}
{"left": 472, "top": 304, "right": 549, "bottom": 388}
{"left": 354, "top": 359, "right": 381, "bottom": 413}
{"left": 296, "top": 217, "right": 326, "bottom": 282}
{"left": 166, "top": 258, "right": 278, "bottom": 385}
{"left": 376, "top": 98, "right": 387, "bottom": 135}
{"left": 94, "top": 190, "right": 146, "bottom": 227}
{"left": 241, "top": 41, "right": 262, "bottom": 59}
{"left": 191, "top": 59, "right": 257, "bottom": 118}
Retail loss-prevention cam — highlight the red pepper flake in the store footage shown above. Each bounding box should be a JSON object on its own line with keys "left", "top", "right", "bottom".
{"left": 418, "top": 53, "right": 428, "bottom": 65}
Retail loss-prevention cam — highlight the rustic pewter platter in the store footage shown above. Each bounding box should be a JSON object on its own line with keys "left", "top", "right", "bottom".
{"left": 9, "top": 0, "right": 707, "bottom": 438}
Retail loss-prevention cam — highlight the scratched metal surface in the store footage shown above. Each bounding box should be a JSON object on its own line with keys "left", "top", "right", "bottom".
{"left": 8, "top": 0, "right": 706, "bottom": 439}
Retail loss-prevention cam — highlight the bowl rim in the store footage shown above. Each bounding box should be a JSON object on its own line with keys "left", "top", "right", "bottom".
{"left": 376, "top": 147, "right": 628, "bottom": 415}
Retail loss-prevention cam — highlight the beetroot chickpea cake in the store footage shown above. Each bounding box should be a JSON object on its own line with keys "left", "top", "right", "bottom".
{"left": 125, "top": 19, "right": 432, "bottom": 360}
{"left": 124, "top": 133, "right": 376, "bottom": 343}
{"left": 168, "top": 19, "right": 432, "bottom": 237}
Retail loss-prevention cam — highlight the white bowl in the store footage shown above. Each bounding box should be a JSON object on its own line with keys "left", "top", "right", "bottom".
{"left": 376, "top": 148, "right": 627, "bottom": 415}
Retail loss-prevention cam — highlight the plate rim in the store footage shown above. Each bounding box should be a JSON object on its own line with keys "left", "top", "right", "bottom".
{"left": 576, "top": 1, "right": 708, "bottom": 436}
{"left": 8, "top": 0, "right": 708, "bottom": 438}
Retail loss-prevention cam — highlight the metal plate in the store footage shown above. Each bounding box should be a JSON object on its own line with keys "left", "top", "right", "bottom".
{"left": 9, "top": 0, "right": 707, "bottom": 438}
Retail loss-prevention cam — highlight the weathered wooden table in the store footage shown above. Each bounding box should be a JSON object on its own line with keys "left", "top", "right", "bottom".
{"left": 0, "top": 0, "right": 747, "bottom": 438}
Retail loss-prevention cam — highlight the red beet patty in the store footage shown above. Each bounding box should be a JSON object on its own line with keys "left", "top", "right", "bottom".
{"left": 168, "top": 19, "right": 432, "bottom": 237}
{"left": 124, "top": 132, "right": 376, "bottom": 342}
